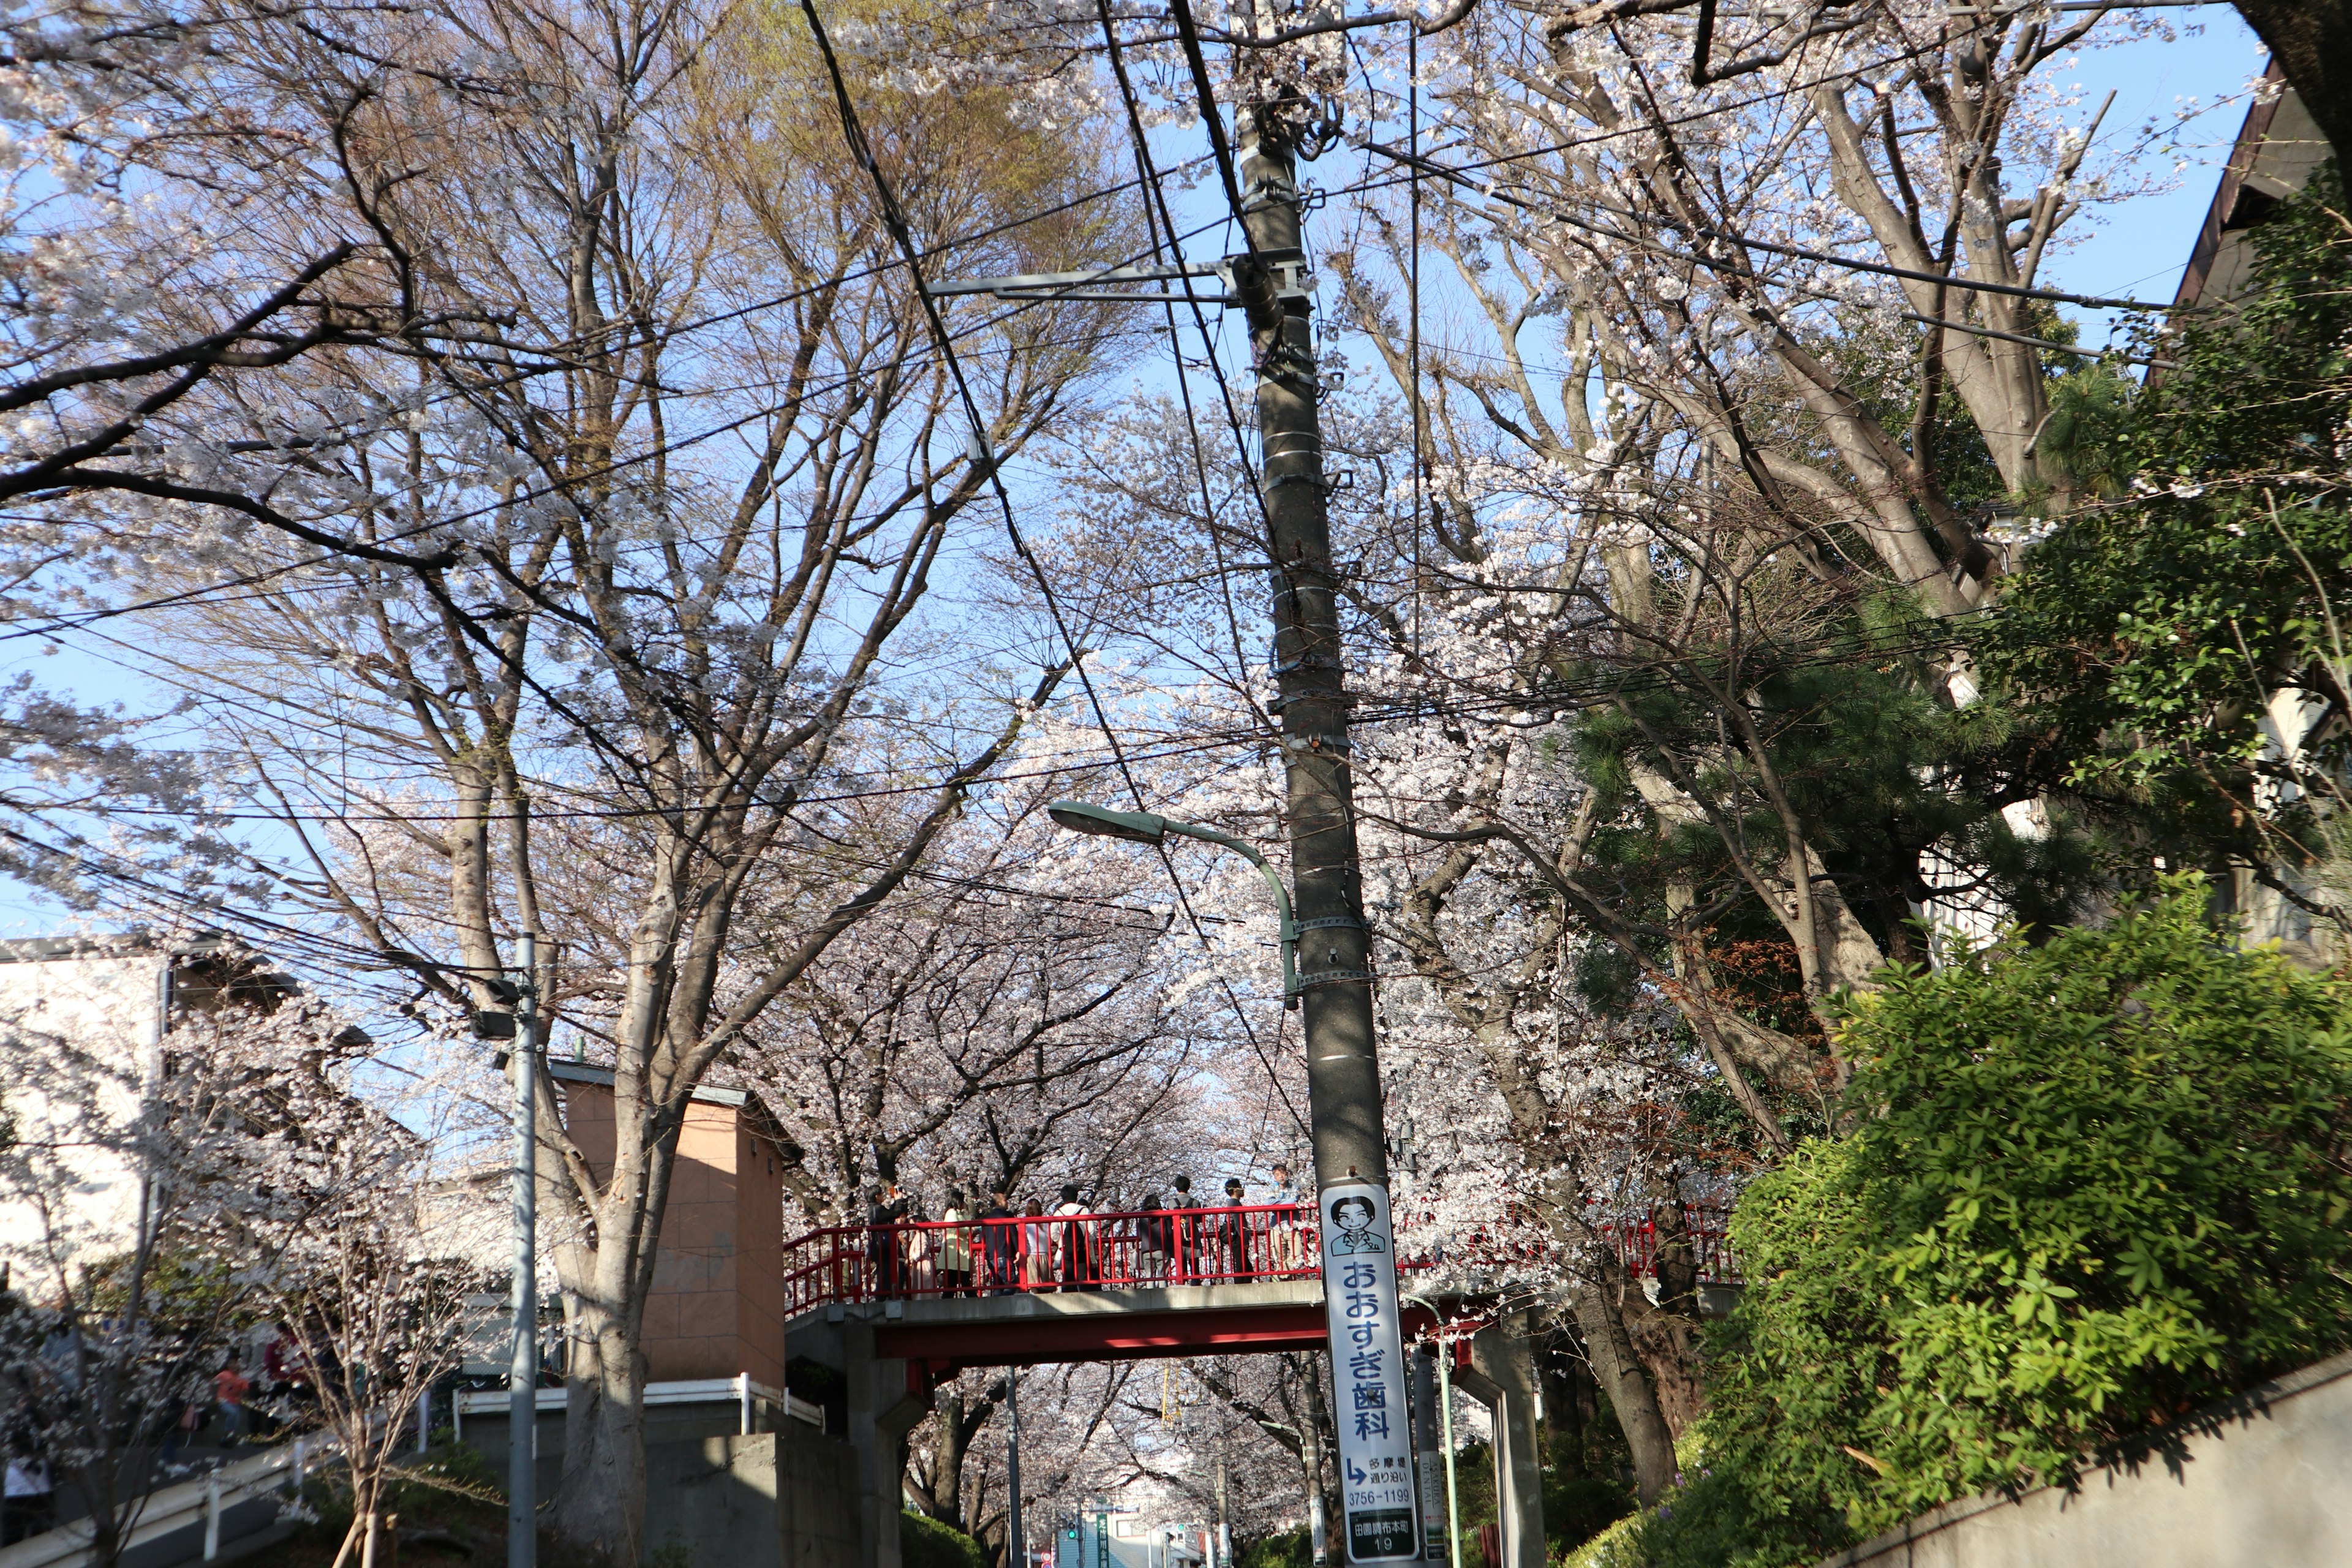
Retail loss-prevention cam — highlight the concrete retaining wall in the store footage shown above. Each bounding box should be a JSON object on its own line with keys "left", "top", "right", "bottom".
{"left": 1822, "top": 1348, "right": 2352, "bottom": 1568}
{"left": 459, "top": 1412, "right": 864, "bottom": 1566}
{"left": 644, "top": 1430, "right": 861, "bottom": 1567}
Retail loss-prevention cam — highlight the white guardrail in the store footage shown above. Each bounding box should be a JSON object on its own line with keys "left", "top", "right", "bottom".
{"left": 0, "top": 1433, "right": 323, "bottom": 1568}
{"left": 0, "top": 1375, "right": 822, "bottom": 1568}
{"left": 454, "top": 1373, "right": 823, "bottom": 1437}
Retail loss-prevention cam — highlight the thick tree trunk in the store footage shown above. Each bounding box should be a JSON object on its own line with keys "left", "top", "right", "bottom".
{"left": 1621, "top": 1205, "right": 1708, "bottom": 1439}
{"left": 552, "top": 1248, "right": 649, "bottom": 1565}
{"left": 931, "top": 1391, "right": 968, "bottom": 1525}
{"left": 1565, "top": 1267, "right": 1678, "bottom": 1504}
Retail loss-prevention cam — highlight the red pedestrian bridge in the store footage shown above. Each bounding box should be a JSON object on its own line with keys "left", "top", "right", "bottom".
{"left": 781, "top": 1200, "right": 1738, "bottom": 1366}
{"left": 781, "top": 1202, "right": 1740, "bottom": 1568}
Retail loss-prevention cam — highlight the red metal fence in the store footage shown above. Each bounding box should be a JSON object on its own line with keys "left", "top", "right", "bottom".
{"left": 782, "top": 1201, "right": 1738, "bottom": 1314}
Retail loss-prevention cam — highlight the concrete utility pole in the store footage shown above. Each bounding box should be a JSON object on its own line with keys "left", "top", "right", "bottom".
{"left": 1231, "top": 107, "right": 1391, "bottom": 1200}
{"left": 508, "top": 930, "right": 540, "bottom": 1568}
{"left": 1230, "top": 89, "right": 1421, "bottom": 1568}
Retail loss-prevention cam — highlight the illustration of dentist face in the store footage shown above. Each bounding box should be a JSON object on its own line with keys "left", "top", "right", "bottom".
{"left": 1326, "top": 1194, "right": 1385, "bottom": 1254}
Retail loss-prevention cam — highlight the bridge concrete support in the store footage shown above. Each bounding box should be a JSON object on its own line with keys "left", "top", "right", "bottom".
{"left": 783, "top": 1282, "right": 1343, "bottom": 1568}
{"left": 1456, "top": 1311, "right": 1546, "bottom": 1568}
{"left": 788, "top": 1311, "right": 929, "bottom": 1568}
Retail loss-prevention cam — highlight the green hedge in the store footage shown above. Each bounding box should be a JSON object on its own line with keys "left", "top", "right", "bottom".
{"left": 1641, "top": 882, "right": 2352, "bottom": 1567}
{"left": 903, "top": 1510, "right": 990, "bottom": 1568}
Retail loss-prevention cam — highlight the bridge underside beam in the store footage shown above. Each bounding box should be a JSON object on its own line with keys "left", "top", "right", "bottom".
{"left": 882, "top": 1302, "right": 1335, "bottom": 1368}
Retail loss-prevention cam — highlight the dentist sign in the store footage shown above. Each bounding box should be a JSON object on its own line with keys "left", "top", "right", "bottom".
{"left": 1318, "top": 1176, "right": 1421, "bottom": 1562}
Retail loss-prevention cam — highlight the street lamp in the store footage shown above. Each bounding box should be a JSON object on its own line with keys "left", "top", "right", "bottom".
{"left": 1046, "top": 803, "right": 1299, "bottom": 1001}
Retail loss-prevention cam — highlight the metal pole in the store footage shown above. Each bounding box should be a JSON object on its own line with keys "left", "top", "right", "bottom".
{"left": 1438, "top": 1346, "right": 1461, "bottom": 1568}
{"left": 508, "top": 931, "right": 539, "bottom": 1568}
{"left": 1215, "top": 1415, "right": 1231, "bottom": 1568}
{"left": 1006, "top": 1370, "right": 1024, "bottom": 1568}
{"left": 1410, "top": 1345, "right": 1444, "bottom": 1562}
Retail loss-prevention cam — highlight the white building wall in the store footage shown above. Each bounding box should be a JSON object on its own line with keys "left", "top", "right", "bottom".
{"left": 0, "top": 949, "right": 170, "bottom": 1286}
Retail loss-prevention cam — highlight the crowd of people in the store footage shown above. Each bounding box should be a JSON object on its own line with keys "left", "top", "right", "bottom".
{"left": 860, "top": 1165, "right": 1314, "bottom": 1298}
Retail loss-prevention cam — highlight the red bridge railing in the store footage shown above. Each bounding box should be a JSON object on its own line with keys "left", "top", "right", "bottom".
{"left": 782, "top": 1202, "right": 1737, "bottom": 1314}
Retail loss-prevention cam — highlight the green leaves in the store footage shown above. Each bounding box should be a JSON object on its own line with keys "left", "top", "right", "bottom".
{"left": 1638, "top": 881, "right": 2352, "bottom": 1568}
{"left": 1984, "top": 160, "right": 2352, "bottom": 886}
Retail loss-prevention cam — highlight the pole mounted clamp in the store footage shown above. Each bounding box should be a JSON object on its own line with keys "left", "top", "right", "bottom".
{"left": 1295, "top": 916, "right": 1368, "bottom": 933}
{"left": 1295, "top": 968, "right": 1376, "bottom": 990}
{"left": 1242, "top": 174, "right": 1300, "bottom": 214}
{"left": 1265, "top": 467, "right": 1352, "bottom": 495}
{"left": 1267, "top": 690, "right": 1360, "bottom": 714}
{"left": 1256, "top": 339, "right": 1319, "bottom": 396}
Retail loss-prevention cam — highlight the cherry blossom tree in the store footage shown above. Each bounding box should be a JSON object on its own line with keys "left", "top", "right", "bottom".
{"left": 171, "top": 998, "right": 488, "bottom": 1568}
{"left": 7, "top": 0, "right": 1159, "bottom": 1553}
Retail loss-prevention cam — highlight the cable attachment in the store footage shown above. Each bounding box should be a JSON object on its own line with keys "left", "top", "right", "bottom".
{"left": 1256, "top": 339, "right": 1319, "bottom": 396}
{"left": 1242, "top": 173, "right": 1300, "bottom": 215}
{"left": 1295, "top": 97, "right": 1346, "bottom": 162}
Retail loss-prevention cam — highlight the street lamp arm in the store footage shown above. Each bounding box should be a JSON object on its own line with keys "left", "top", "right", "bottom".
{"left": 1047, "top": 801, "right": 1299, "bottom": 1001}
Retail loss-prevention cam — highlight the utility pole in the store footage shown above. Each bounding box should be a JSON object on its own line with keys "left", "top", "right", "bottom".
{"left": 508, "top": 940, "right": 538, "bottom": 1568}
{"left": 1006, "top": 1370, "right": 1025, "bottom": 1568}
{"left": 508, "top": 931, "right": 540, "bottom": 1568}
{"left": 944, "top": 29, "right": 1416, "bottom": 1564}
{"left": 1229, "top": 81, "right": 1419, "bottom": 1567}
{"left": 1231, "top": 99, "right": 1386, "bottom": 1202}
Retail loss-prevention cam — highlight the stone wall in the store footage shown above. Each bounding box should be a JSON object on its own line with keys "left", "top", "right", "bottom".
{"left": 1822, "top": 1348, "right": 2352, "bottom": 1568}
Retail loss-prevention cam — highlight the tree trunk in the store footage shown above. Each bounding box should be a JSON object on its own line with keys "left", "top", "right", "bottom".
{"left": 932, "top": 1391, "right": 968, "bottom": 1525}
{"left": 1621, "top": 1205, "right": 1708, "bottom": 1439}
{"left": 551, "top": 1246, "right": 649, "bottom": 1566}
{"left": 1300, "top": 1355, "right": 1335, "bottom": 1558}
{"left": 1567, "top": 1264, "right": 1678, "bottom": 1505}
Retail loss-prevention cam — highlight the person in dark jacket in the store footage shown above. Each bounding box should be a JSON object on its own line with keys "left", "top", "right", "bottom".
{"left": 979, "top": 1186, "right": 1018, "bottom": 1295}
{"left": 1131, "top": 1193, "right": 1167, "bottom": 1284}
{"left": 1053, "top": 1182, "right": 1098, "bottom": 1291}
{"left": 1220, "top": 1177, "right": 1251, "bottom": 1280}
{"left": 865, "top": 1183, "right": 908, "bottom": 1297}
{"left": 1168, "top": 1174, "right": 1201, "bottom": 1284}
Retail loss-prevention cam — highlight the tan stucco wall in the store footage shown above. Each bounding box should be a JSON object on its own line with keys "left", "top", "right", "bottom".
{"left": 1823, "top": 1349, "right": 2352, "bottom": 1568}
{"left": 560, "top": 1081, "right": 786, "bottom": 1387}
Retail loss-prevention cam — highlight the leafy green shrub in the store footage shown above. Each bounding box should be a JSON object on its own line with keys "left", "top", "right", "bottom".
{"left": 1237, "top": 1525, "right": 1313, "bottom": 1568}
{"left": 902, "top": 1510, "right": 989, "bottom": 1568}
{"left": 1643, "top": 881, "right": 2352, "bottom": 1567}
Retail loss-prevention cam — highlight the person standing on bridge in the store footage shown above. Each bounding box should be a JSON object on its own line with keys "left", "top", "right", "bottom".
{"left": 940, "top": 1185, "right": 974, "bottom": 1297}
{"left": 1136, "top": 1193, "right": 1170, "bottom": 1284}
{"left": 1267, "top": 1163, "right": 1303, "bottom": 1273}
{"left": 981, "top": 1186, "right": 1017, "bottom": 1295}
{"left": 1019, "top": 1197, "right": 1052, "bottom": 1291}
{"left": 865, "top": 1183, "right": 909, "bottom": 1298}
{"left": 1169, "top": 1175, "right": 1201, "bottom": 1284}
{"left": 1052, "top": 1183, "right": 1095, "bottom": 1291}
{"left": 1219, "top": 1178, "right": 1252, "bottom": 1281}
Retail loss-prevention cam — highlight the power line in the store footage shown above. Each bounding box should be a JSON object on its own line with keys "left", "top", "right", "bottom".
{"left": 804, "top": 0, "right": 1329, "bottom": 1147}
{"left": 1098, "top": 0, "right": 1336, "bottom": 1139}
